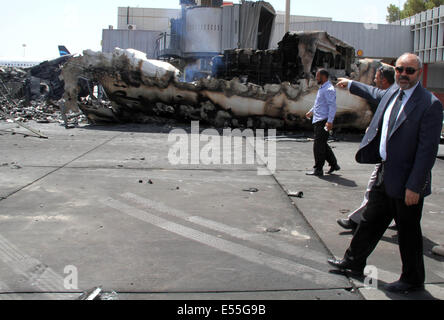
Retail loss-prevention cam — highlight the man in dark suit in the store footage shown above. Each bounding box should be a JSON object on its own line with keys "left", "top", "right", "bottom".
{"left": 328, "top": 53, "right": 443, "bottom": 293}
{"left": 336, "top": 65, "right": 395, "bottom": 232}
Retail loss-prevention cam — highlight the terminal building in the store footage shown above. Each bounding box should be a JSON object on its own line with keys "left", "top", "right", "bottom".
{"left": 395, "top": 5, "right": 444, "bottom": 101}
{"left": 101, "top": 1, "right": 444, "bottom": 100}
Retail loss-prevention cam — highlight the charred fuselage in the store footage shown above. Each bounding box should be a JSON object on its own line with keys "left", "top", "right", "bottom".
{"left": 61, "top": 32, "right": 384, "bottom": 131}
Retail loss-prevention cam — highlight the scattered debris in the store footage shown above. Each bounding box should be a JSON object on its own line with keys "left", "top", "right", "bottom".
{"left": 10, "top": 163, "right": 22, "bottom": 169}
{"left": 0, "top": 59, "right": 86, "bottom": 129}
{"left": 138, "top": 179, "right": 155, "bottom": 184}
{"left": 288, "top": 191, "right": 304, "bottom": 198}
{"left": 1, "top": 162, "right": 22, "bottom": 169}
{"left": 99, "top": 291, "right": 119, "bottom": 300}
{"left": 127, "top": 157, "right": 146, "bottom": 161}
{"left": 28, "top": 55, "right": 72, "bottom": 101}
{"left": 77, "top": 286, "right": 119, "bottom": 300}
{"left": 0, "top": 79, "right": 49, "bottom": 138}
{"left": 78, "top": 286, "right": 102, "bottom": 300}
{"left": 291, "top": 230, "right": 311, "bottom": 240}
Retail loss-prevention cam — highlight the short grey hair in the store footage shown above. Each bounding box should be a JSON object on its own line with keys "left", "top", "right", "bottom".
{"left": 397, "top": 53, "right": 423, "bottom": 69}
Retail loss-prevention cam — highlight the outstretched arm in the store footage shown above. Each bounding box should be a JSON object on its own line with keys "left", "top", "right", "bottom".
{"left": 337, "top": 78, "right": 387, "bottom": 105}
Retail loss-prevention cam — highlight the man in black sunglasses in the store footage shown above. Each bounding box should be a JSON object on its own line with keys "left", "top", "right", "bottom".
{"left": 330, "top": 53, "right": 443, "bottom": 294}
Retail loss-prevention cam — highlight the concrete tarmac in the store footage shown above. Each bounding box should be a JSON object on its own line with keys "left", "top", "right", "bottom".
{"left": 0, "top": 121, "right": 443, "bottom": 300}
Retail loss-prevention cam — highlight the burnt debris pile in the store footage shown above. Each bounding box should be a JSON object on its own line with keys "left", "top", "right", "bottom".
{"left": 59, "top": 37, "right": 376, "bottom": 131}
{"left": 0, "top": 57, "right": 86, "bottom": 126}
{"left": 28, "top": 56, "right": 71, "bottom": 101}
{"left": 2, "top": 32, "right": 380, "bottom": 132}
{"left": 212, "top": 31, "right": 355, "bottom": 86}
{"left": 0, "top": 67, "right": 28, "bottom": 99}
{"left": 212, "top": 49, "right": 300, "bottom": 86}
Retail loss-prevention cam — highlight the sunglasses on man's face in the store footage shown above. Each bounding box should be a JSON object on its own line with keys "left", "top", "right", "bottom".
{"left": 395, "top": 66, "right": 418, "bottom": 75}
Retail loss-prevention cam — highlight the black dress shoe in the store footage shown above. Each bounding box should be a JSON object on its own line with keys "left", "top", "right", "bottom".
{"left": 327, "top": 258, "right": 364, "bottom": 276}
{"left": 337, "top": 218, "right": 358, "bottom": 231}
{"left": 327, "top": 164, "right": 340, "bottom": 174}
{"left": 384, "top": 280, "right": 424, "bottom": 294}
{"left": 306, "top": 169, "right": 323, "bottom": 176}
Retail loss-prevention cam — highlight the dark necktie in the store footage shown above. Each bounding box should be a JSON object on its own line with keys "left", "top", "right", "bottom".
{"left": 386, "top": 90, "right": 405, "bottom": 141}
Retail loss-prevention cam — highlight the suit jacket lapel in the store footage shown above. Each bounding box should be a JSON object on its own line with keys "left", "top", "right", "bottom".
{"left": 387, "top": 84, "right": 422, "bottom": 141}
{"left": 376, "top": 85, "right": 399, "bottom": 128}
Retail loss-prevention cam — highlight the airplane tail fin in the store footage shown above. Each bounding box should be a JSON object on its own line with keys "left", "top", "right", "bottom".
{"left": 58, "top": 46, "right": 71, "bottom": 56}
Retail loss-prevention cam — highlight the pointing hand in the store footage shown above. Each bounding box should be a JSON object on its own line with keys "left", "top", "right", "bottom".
{"left": 336, "top": 78, "right": 350, "bottom": 89}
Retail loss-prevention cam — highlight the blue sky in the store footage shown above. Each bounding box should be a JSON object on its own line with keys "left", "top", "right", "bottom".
{"left": 0, "top": 0, "right": 405, "bottom": 60}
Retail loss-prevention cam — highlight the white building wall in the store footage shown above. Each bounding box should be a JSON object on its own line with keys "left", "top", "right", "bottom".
{"left": 102, "top": 30, "right": 161, "bottom": 59}
{"left": 397, "top": 5, "right": 444, "bottom": 63}
{"left": 117, "top": 7, "right": 181, "bottom": 31}
{"left": 274, "top": 12, "right": 331, "bottom": 24}
{"left": 270, "top": 21, "right": 412, "bottom": 59}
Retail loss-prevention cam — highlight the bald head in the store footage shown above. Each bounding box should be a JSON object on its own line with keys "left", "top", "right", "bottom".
{"left": 395, "top": 53, "right": 423, "bottom": 90}
{"left": 396, "top": 53, "right": 423, "bottom": 69}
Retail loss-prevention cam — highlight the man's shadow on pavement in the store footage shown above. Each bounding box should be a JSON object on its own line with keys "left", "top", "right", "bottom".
{"left": 380, "top": 234, "right": 444, "bottom": 262}
{"left": 318, "top": 174, "right": 358, "bottom": 188}
{"left": 329, "top": 270, "right": 440, "bottom": 300}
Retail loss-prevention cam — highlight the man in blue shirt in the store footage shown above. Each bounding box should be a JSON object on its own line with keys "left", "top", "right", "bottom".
{"left": 305, "top": 69, "right": 340, "bottom": 176}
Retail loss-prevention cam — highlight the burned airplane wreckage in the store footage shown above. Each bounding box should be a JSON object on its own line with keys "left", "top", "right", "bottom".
{"left": 0, "top": 55, "right": 81, "bottom": 126}
{"left": 61, "top": 31, "right": 381, "bottom": 131}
